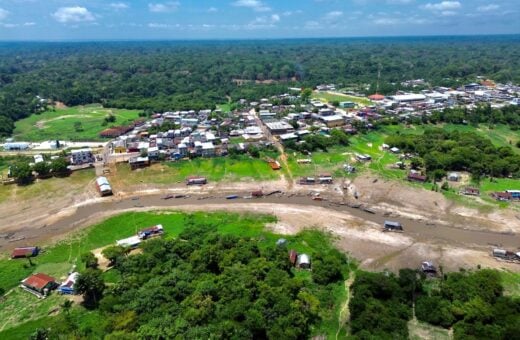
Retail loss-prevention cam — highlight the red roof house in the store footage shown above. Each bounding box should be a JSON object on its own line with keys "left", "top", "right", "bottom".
{"left": 368, "top": 94, "right": 385, "bottom": 101}
{"left": 21, "top": 273, "right": 57, "bottom": 296}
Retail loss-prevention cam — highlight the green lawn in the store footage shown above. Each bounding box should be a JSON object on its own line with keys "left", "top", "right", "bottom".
{"left": 286, "top": 128, "right": 404, "bottom": 180}
{"left": 13, "top": 104, "right": 141, "bottom": 142}
{"left": 113, "top": 155, "right": 280, "bottom": 187}
{"left": 0, "top": 211, "right": 348, "bottom": 336}
{"left": 312, "top": 91, "right": 372, "bottom": 106}
{"left": 499, "top": 271, "right": 520, "bottom": 297}
{"left": 0, "top": 289, "right": 67, "bottom": 332}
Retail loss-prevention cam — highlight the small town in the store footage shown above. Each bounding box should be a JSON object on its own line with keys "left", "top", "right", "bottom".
{"left": 1, "top": 14, "right": 520, "bottom": 339}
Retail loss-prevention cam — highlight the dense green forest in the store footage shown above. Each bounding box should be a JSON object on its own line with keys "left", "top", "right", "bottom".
{"left": 33, "top": 224, "right": 348, "bottom": 339}
{"left": 350, "top": 269, "right": 520, "bottom": 339}
{"left": 385, "top": 128, "right": 520, "bottom": 180}
{"left": 1, "top": 35, "right": 520, "bottom": 136}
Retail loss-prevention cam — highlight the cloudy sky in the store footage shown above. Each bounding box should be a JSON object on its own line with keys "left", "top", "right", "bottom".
{"left": 0, "top": 0, "right": 518, "bottom": 40}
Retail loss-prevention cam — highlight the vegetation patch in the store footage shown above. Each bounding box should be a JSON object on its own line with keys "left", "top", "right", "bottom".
{"left": 0, "top": 211, "right": 351, "bottom": 338}
{"left": 311, "top": 91, "right": 372, "bottom": 106}
{"left": 13, "top": 105, "right": 141, "bottom": 141}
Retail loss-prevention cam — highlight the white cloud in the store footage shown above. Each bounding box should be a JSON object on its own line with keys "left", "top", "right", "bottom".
{"left": 440, "top": 10, "right": 456, "bottom": 16}
{"left": 23, "top": 22, "right": 36, "bottom": 26}
{"left": 0, "top": 8, "right": 9, "bottom": 21}
{"left": 477, "top": 4, "right": 499, "bottom": 12}
{"left": 373, "top": 14, "right": 430, "bottom": 25}
{"left": 109, "top": 2, "right": 129, "bottom": 10}
{"left": 2, "top": 23, "right": 18, "bottom": 28}
{"left": 148, "top": 2, "right": 180, "bottom": 13}
{"left": 424, "top": 1, "right": 461, "bottom": 11}
{"left": 52, "top": 6, "right": 95, "bottom": 23}
{"left": 232, "top": 0, "right": 271, "bottom": 12}
{"left": 208, "top": 7, "right": 218, "bottom": 12}
{"left": 246, "top": 13, "right": 280, "bottom": 29}
{"left": 324, "top": 10, "right": 343, "bottom": 20}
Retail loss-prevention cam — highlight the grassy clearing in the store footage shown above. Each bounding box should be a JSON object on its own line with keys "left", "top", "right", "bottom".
{"left": 112, "top": 156, "right": 280, "bottom": 186}
{"left": 13, "top": 104, "right": 140, "bottom": 142}
{"left": 286, "top": 127, "right": 404, "bottom": 180}
{"left": 0, "top": 211, "right": 348, "bottom": 336}
{"left": 0, "top": 168, "right": 94, "bottom": 205}
{"left": 499, "top": 271, "right": 520, "bottom": 297}
{"left": 409, "top": 319, "right": 451, "bottom": 340}
{"left": 312, "top": 91, "right": 372, "bottom": 106}
{"left": 0, "top": 289, "right": 67, "bottom": 332}
{"left": 216, "top": 103, "right": 232, "bottom": 113}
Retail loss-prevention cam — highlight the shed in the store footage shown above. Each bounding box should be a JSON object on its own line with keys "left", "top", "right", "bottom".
{"left": 58, "top": 272, "right": 79, "bottom": 295}
{"left": 11, "top": 246, "right": 39, "bottom": 259}
{"left": 296, "top": 254, "right": 311, "bottom": 269}
{"left": 447, "top": 172, "right": 460, "bottom": 182}
{"left": 407, "top": 172, "right": 427, "bottom": 183}
{"left": 461, "top": 187, "right": 480, "bottom": 196}
{"left": 21, "top": 273, "right": 57, "bottom": 296}
{"left": 116, "top": 236, "right": 142, "bottom": 249}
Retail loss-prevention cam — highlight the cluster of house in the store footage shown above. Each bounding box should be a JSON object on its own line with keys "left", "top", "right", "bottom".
{"left": 275, "top": 238, "right": 311, "bottom": 269}
{"left": 105, "top": 109, "right": 272, "bottom": 166}
{"left": 367, "top": 80, "right": 520, "bottom": 120}
{"left": 11, "top": 246, "right": 80, "bottom": 298}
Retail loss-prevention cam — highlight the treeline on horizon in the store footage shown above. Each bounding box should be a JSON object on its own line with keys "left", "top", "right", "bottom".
{"left": 1, "top": 36, "right": 520, "bottom": 136}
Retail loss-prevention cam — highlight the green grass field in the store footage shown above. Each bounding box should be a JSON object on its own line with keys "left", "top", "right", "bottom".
{"left": 113, "top": 155, "right": 281, "bottom": 187}
{"left": 0, "top": 211, "right": 348, "bottom": 337}
{"left": 499, "top": 271, "right": 520, "bottom": 297}
{"left": 13, "top": 104, "right": 141, "bottom": 142}
{"left": 312, "top": 91, "right": 372, "bottom": 106}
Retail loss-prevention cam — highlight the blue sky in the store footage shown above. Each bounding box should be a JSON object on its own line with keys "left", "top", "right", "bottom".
{"left": 0, "top": 0, "right": 518, "bottom": 40}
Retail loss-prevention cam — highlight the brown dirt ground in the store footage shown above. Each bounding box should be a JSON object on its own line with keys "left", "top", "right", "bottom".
{"left": 1, "top": 173, "right": 519, "bottom": 274}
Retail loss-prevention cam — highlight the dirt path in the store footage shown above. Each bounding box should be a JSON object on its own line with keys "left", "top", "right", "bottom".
{"left": 336, "top": 272, "right": 356, "bottom": 340}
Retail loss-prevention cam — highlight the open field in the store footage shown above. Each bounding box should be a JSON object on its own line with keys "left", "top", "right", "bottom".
{"left": 0, "top": 288, "right": 67, "bottom": 332}
{"left": 0, "top": 167, "right": 94, "bottom": 205}
{"left": 111, "top": 156, "right": 281, "bottom": 187}
{"left": 286, "top": 124, "right": 519, "bottom": 205}
{"left": 312, "top": 91, "right": 372, "bottom": 106}
{"left": 0, "top": 211, "right": 348, "bottom": 337}
{"left": 500, "top": 271, "right": 520, "bottom": 297}
{"left": 13, "top": 104, "right": 141, "bottom": 142}
{"left": 408, "top": 319, "right": 451, "bottom": 340}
